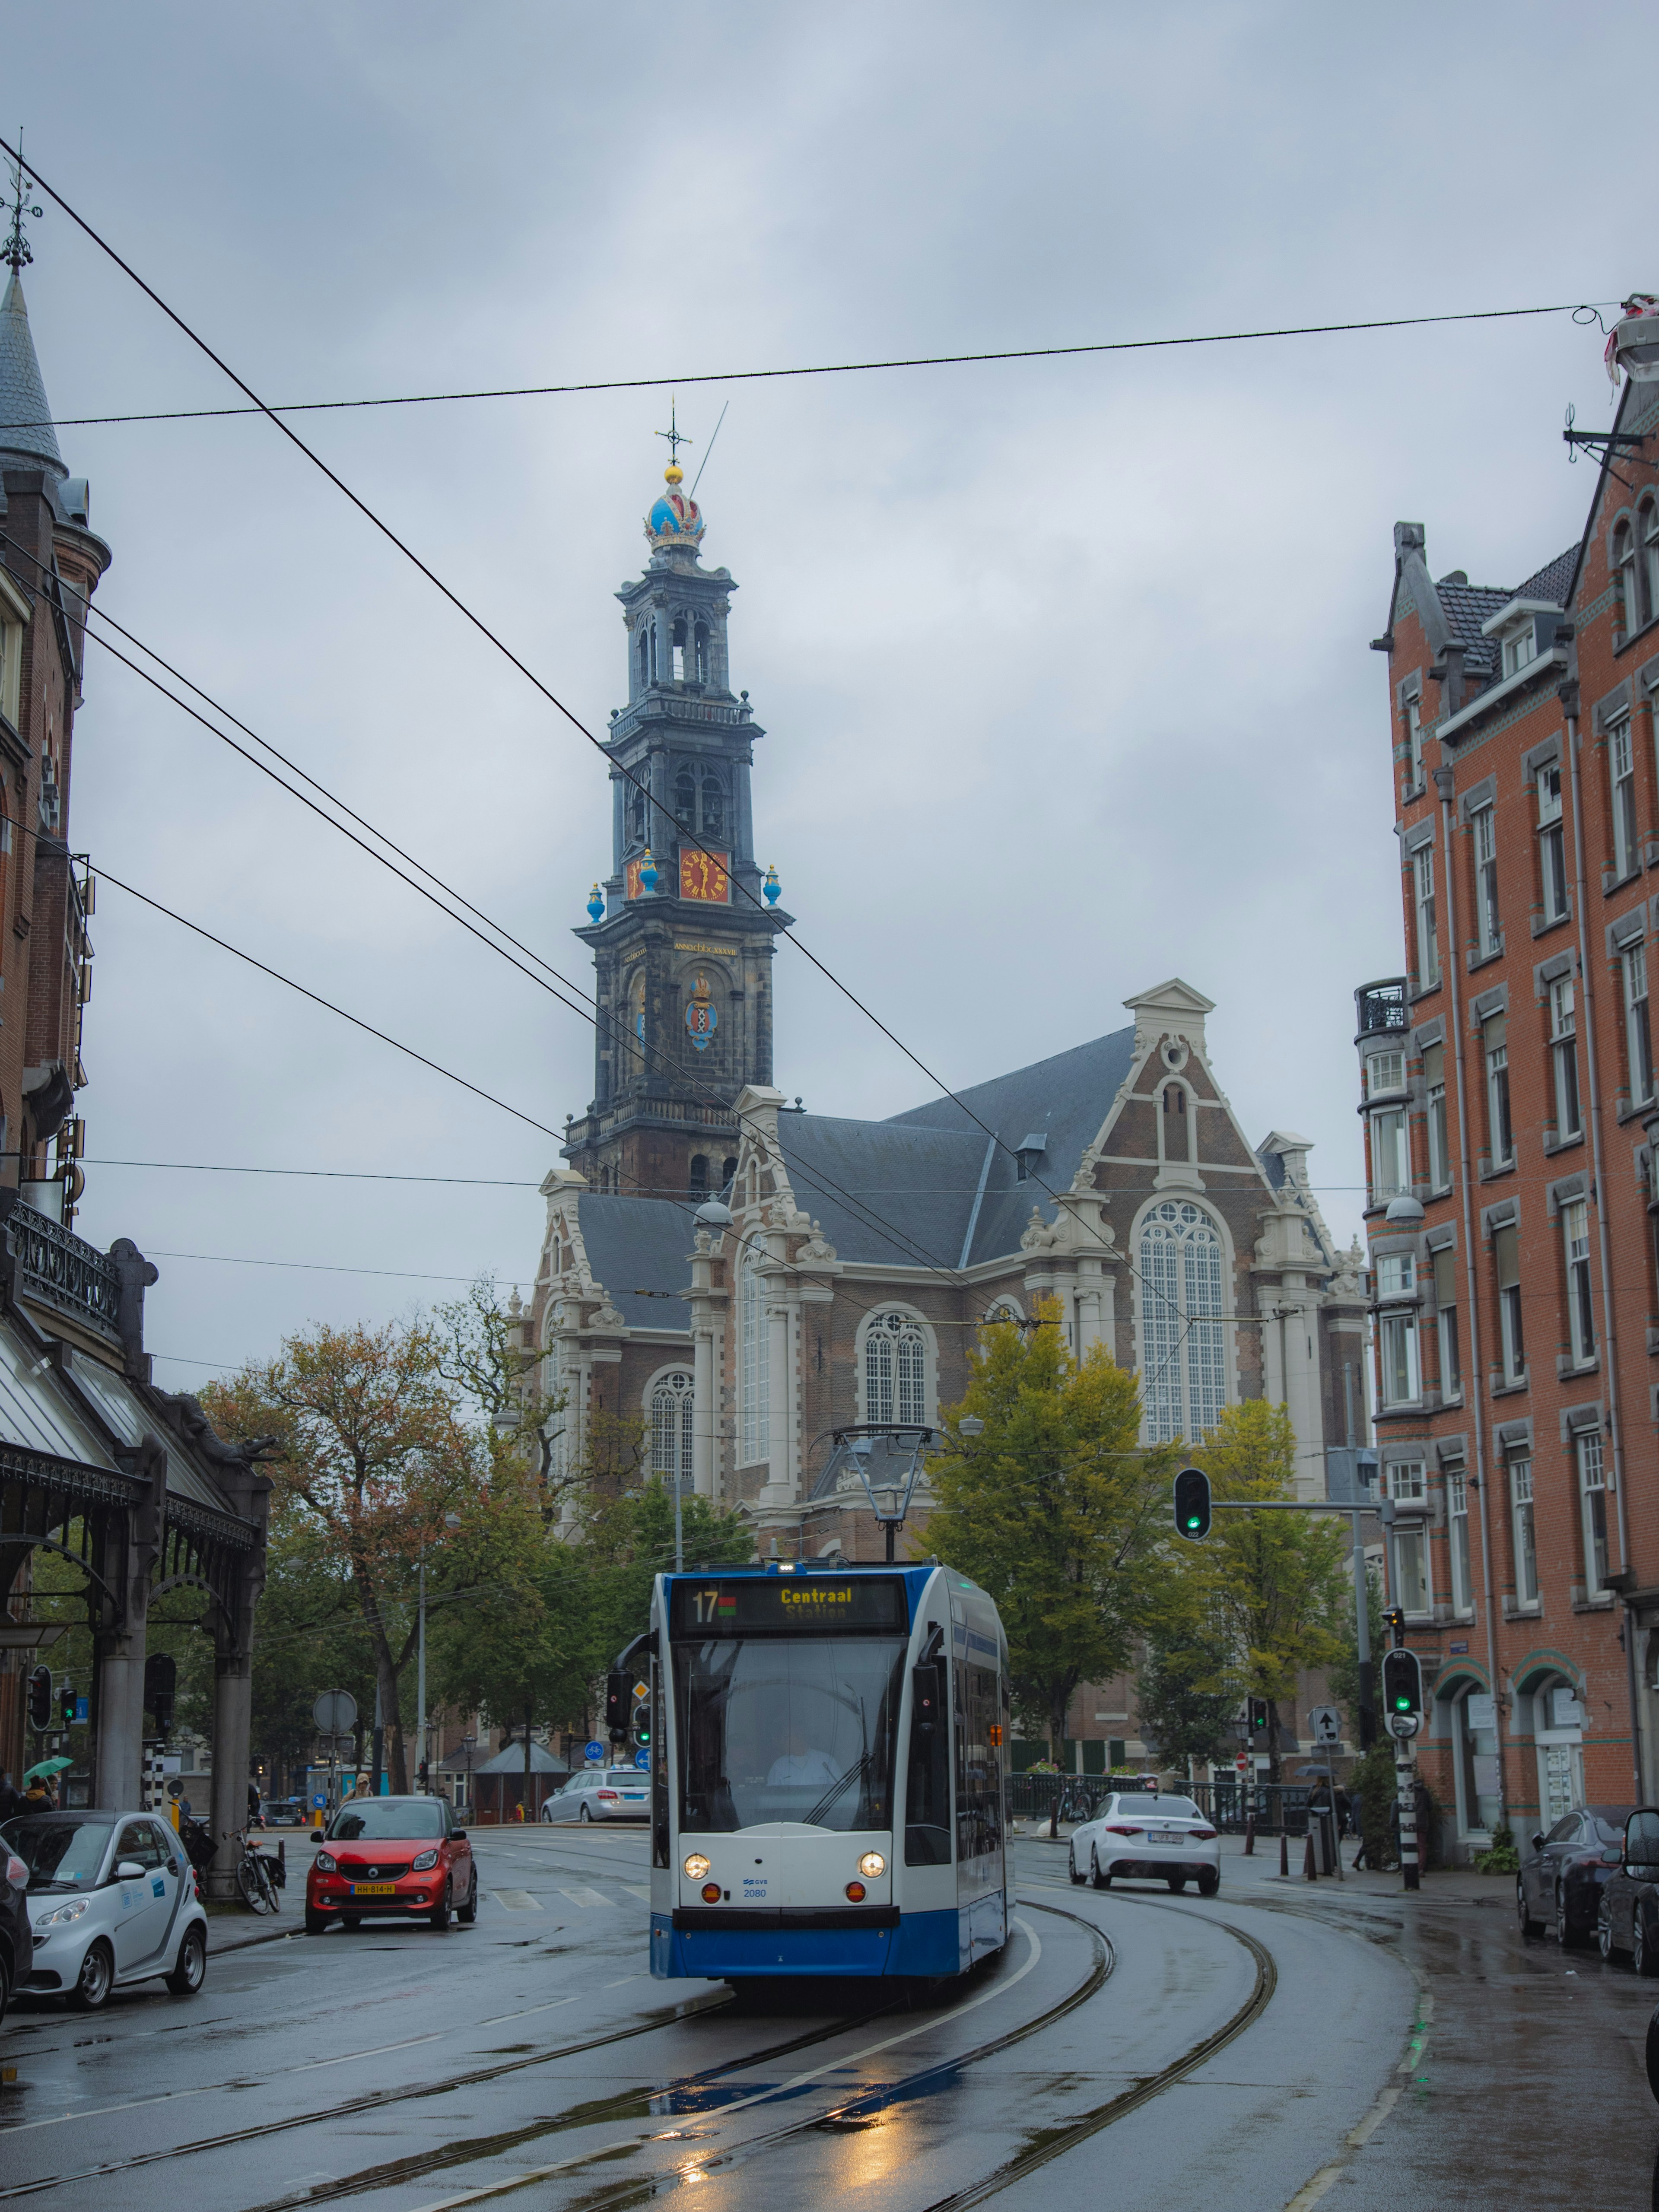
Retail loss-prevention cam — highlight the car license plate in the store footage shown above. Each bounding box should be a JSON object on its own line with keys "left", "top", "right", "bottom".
{"left": 1158, "top": 1833, "right": 1185, "bottom": 1844}
{"left": 351, "top": 1882, "right": 397, "bottom": 1895}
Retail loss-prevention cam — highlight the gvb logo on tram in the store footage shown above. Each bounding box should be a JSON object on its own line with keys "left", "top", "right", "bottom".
{"left": 626, "top": 1562, "right": 1011, "bottom": 1981}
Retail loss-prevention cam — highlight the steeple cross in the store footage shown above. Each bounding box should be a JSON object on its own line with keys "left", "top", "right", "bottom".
{"left": 3, "top": 133, "right": 41, "bottom": 274}
{"left": 656, "top": 398, "right": 693, "bottom": 468}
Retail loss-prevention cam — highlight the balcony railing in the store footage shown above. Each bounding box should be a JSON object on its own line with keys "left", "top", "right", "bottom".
{"left": 1354, "top": 978, "right": 1409, "bottom": 1037}
{"left": 5, "top": 1201, "right": 122, "bottom": 1349}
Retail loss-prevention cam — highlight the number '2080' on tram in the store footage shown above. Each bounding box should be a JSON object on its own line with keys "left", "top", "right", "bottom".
{"left": 645, "top": 1562, "right": 1009, "bottom": 1981}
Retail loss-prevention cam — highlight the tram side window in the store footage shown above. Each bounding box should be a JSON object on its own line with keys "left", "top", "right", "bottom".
{"left": 953, "top": 1660, "right": 1002, "bottom": 1881}
{"left": 904, "top": 1658, "right": 952, "bottom": 1866}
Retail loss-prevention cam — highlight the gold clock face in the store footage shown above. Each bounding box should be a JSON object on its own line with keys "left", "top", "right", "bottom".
{"left": 680, "top": 848, "right": 730, "bottom": 903}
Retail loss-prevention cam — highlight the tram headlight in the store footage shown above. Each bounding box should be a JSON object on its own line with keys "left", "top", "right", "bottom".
{"left": 683, "top": 1853, "right": 710, "bottom": 1881}
{"left": 858, "top": 1852, "right": 886, "bottom": 1879}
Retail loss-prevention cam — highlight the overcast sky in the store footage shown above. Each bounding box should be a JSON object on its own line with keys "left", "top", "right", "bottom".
{"left": 4, "top": 2, "right": 1651, "bottom": 1386}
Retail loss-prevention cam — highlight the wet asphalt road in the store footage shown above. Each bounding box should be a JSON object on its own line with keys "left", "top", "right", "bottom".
{"left": 0, "top": 1827, "right": 1649, "bottom": 2211}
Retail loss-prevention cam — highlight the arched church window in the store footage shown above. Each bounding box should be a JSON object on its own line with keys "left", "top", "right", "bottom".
{"left": 740, "top": 1245, "right": 769, "bottom": 1463}
{"left": 649, "top": 1370, "right": 695, "bottom": 1487}
{"left": 689, "top": 1153, "right": 709, "bottom": 1194}
{"left": 694, "top": 621, "right": 710, "bottom": 683}
{"left": 721, "top": 1156, "right": 737, "bottom": 1187}
{"left": 861, "top": 1309, "right": 931, "bottom": 1427}
{"left": 629, "top": 782, "right": 650, "bottom": 845}
{"left": 675, "top": 768, "right": 697, "bottom": 828}
{"left": 637, "top": 628, "right": 649, "bottom": 691}
{"left": 1138, "top": 1200, "right": 1227, "bottom": 1445}
{"left": 701, "top": 773, "right": 725, "bottom": 838}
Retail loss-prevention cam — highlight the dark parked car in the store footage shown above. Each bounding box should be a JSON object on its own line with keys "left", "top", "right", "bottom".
{"left": 0, "top": 1835, "right": 30, "bottom": 2021}
{"left": 1598, "top": 1807, "right": 1659, "bottom": 1974}
{"left": 1517, "top": 1803, "right": 1631, "bottom": 1945}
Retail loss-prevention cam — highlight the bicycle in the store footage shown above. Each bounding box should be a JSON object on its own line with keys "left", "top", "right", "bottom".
{"left": 234, "top": 1829, "right": 285, "bottom": 1914}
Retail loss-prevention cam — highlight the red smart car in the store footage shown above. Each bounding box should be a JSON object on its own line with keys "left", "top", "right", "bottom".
{"left": 305, "top": 1796, "right": 476, "bottom": 1933}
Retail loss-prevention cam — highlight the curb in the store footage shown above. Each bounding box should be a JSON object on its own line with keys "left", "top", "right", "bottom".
{"left": 207, "top": 1920, "right": 299, "bottom": 1955}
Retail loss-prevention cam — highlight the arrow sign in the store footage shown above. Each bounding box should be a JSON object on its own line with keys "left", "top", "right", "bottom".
{"left": 1309, "top": 1703, "right": 1341, "bottom": 1747}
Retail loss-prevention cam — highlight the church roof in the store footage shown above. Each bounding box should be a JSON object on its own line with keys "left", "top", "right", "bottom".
{"left": 572, "top": 1195, "right": 692, "bottom": 1328}
{"left": 776, "top": 1026, "right": 1140, "bottom": 1272}
{"left": 0, "top": 268, "right": 64, "bottom": 474}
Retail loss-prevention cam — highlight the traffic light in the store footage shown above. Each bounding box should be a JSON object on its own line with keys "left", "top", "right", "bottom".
{"left": 1381, "top": 1648, "right": 1423, "bottom": 1724}
{"left": 632, "top": 1700, "right": 652, "bottom": 1748}
{"left": 27, "top": 1665, "right": 51, "bottom": 1732}
{"left": 59, "top": 1679, "right": 76, "bottom": 1729}
{"left": 605, "top": 1671, "right": 629, "bottom": 1744}
{"left": 144, "top": 1652, "right": 176, "bottom": 1737}
{"left": 418, "top": 1758, "right": 430, "bottom": 1789}
{"left": 1246, "top": 1695, "right": 1269, "bottom": 1738}
{"left": 1382, "top": 1606, "right": 1407, "bottom": 1649}
{"left": 1173, "top": 1467, "right": 1212, "bottom": 1540}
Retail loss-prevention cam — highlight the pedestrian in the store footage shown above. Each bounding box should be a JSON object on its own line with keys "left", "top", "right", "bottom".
{"left": 248, "top": 1780, "right": 265, "bottom": 1828}
{"left": 0, "top": 1770, "right": 23, "bottom": 1822}
{"left": 512, "top": 1798, "right": 526, "bottom": 1824}
{"left": 22, "top": 1776, "right": 49, "bottom": 1810}
{"left": 1334, "top": 1783, "right": 1353, "bottom": 1839}
{"left": 347, "top": 1776, "right": 373, "bottom": 1801}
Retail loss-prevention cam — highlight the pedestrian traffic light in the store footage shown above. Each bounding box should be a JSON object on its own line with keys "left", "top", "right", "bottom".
{"left": 59, "top": 1679, "right": 76, "bottom": 1729}
{"left": 418, "top": 1759, "right": 430, "bottom": 1789}
{"left": 1246, "top": 1695, "right": 1269, "bottom": 1738}
{"left": 1173, "top": 1467, "right": 1212, "bottom": 1540}
{"left": 144, "top": 1652, "right": 176, "bottom": 1737}
{"left": 26, "top": 1665, "right": 51, "bottom": 1732}
{"left": 632, "top": 1700, "right": 652, "bottom": 1748}
{"left": 1381, "top": 1648, "right": 1423, "bottom": 1723}
{"left": 605, "top": 1671, "right": 629, "bottom": 1744}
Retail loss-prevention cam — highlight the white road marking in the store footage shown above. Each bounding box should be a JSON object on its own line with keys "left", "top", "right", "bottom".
{"left": 399, "top": 1916, "right": 1045, "bottom": 2212}
{"left": 490, "top": 1891, "right": 543, "bottom": 1911}
{"left": 623, "top": 1886, "right": 653, "bottom": 1902}
{"left": 557, "top": 1887, "right": 613, "bottom": 1910}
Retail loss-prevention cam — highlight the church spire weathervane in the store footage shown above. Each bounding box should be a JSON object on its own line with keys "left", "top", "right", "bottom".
{"left": 3, "top": 132, "right": 42, "bottom": 273}
{"left": 656, "top": 398, "right": 693, "bottom": 475}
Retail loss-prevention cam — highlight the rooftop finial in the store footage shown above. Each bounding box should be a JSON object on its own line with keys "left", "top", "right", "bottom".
{"left": 3, "top": 133, "right": 42, "bottom": 274}
{"left": 655, "top": 397, "right": 692, "bottom": 483}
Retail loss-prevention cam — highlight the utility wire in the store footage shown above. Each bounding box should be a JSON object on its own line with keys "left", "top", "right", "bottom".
{"left": 0, "top": 301, "right": 1613, "bottom": 433}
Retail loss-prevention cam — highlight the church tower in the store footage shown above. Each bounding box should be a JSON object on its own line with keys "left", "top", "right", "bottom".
{"left": 563, "top": 452, "right": 789, "bottom": 1199}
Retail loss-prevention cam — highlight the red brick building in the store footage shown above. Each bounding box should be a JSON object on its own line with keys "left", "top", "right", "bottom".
{"left": 1364, "top": 307, "right": 1659, "bottom": 1862}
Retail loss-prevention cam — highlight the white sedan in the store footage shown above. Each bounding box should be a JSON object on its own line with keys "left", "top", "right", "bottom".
{"left": 4, "top": 1809, "right": 208, "bottom": 2009}
{"left": 540, "top": 1769, "right": 651, "bottom": 1823}
{"left": 1068, "top": 1791, "right": 1221, "bottom": 1895}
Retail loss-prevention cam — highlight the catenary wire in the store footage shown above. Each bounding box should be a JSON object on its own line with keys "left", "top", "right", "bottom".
{"left": 0, "top": 301, "right": 1615, "bottom": 432}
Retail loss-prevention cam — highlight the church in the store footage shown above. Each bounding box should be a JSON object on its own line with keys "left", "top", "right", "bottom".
{"left": 521, "top": 455, "right": 1367, "bottom": 1761}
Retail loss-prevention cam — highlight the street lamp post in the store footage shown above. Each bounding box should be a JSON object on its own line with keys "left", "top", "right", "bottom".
{"left": 417, "top": 1512, "right": 463, "bottom": 1792}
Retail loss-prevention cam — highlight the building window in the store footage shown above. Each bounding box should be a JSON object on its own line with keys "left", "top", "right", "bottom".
{"left": 674, "top": 768, "right": 697, "bottom": 827}
{"left": 1424, "top": 1042, "right": 1450, "bottom": 1191}
{"left": 1364, "top": 1048, "right": 1406, "bottom": 1098}
{"left": 1486, "top": 1027, "right": 1513, "bottom": 1166}
{"left": 1538, "top": 764, "right": 1568, "bottom": 922}
{"left": 1413, "top": 845, "right": 1439, "bottom": 988}
{"left": 1615, "top": 520, "right": 1637, "bottom": 631}
{"left": 1368, "top": 1106, "right": 1410, "bottom": 1207}
{"left": 1449, "top": 1470, "right": 1473, "bottom": 1613}
{"left": 1579, "top": 1430, "right": 1611, "bottom": 1597}
{"left": 1613, "top": 721, "right": 1639, "bottom": 878}
{"left": 693, "top": 620, "right": 710, "bottom": 683}
{"left": 1376, "top": 1252, "right": 1415, "bottom": 1298}
{"left": 1644, "top": 500, "right": 1659, "bottom": 632}
{"left": 1139, "top": 1200, "right": 1228, "bottom": 1445}
{"left": 1551, "top": 977, "right": 1581, "bottom": 1138}
{"left": 1495, "top": 1222, "right": 1524, "bottom": 1383}
{"left": 1502, "top": 619, "right": 1538, "bottom": 678}
{"left": 649, "top": 1371, "right": 695, "bottom": 1487}
{"left": 1433, "top": 1246, "right": 1461, "bottom": 1397}
{"left": 1563, "top": 1199, "right": 1595, "bottom": 1365}
{"left": 1472, "top": 804, "right": 1500, "bottom": 954}
{"left": 701, "top": 773, "right": 725, "bottom": 838}
{"left": 862, "top": 1309, "right": 930, "bottom": 1427}
{"left": 1626, "top": 941, "right": 1654, "bottom": 1105}
{"left": 1384, "top": 1466, "right": 1430, "bottom": 1614}
{"left": 1511, "top": 1457, "right": 1539, "bottom": 1607}
{"left": 1404, "top": 696, "right": 1424, "bottom": 792}
{"left": 688, "top": 1154, "right": 709, "bottom": 1195}
{"left": 1377, "top": 1311, "right": 1420, "bottom": 1407}
{"left": 739, "top": 1246, "right": 769, "bottom": 1463}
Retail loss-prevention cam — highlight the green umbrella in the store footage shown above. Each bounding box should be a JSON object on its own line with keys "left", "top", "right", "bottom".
{"left": 21, "top": 1756, "right": 74, "bottom": 1782}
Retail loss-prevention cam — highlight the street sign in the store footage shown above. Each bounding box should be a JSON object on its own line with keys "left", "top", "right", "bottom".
{"left": 311, "top": 1792, "right": 328, "bottom": 1808}
{"left": 312, "top": 1690, "right": 358, "bottom": 1737}
{"left": 1233, "top": 1753, "right": 1249, "bottom": 1773}
{"left": 1309, "top": 1704, "right": 1341, "bottom": 1747}
{"left": 632, "top": 1678, "right": 649, "bottom": 1703}
{"left": 584, "top": 1738, "right": 606, "bottom": 1765}
{"left": 634, "top": 1749, "right": 651, "bottom": 1772}
{"left": 73, "top": 1695, "right": 88, "bottom": 1723}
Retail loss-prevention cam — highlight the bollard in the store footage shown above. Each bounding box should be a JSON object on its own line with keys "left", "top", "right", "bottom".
{"left": 1279, "top": 1828, "right": 1289, "bottom": 1877}
{"left": 1303, "top": 1831, "right": 1318, "bottom": 1881}
{"left": 1244, "top": 1814, "right": 1255, "bottom": 1857}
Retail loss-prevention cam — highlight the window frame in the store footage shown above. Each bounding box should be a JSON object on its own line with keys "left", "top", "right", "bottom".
{"left": 1538, "top": 765, "right": 1568, "bottom": 922}
{"left": 858, "top": 1306, "right": 934, "bottom": 1429}
{"left": 1413, "top": 843, "right": 1439, "bottom": 988}
{"left": 1612, "top": 719, "right": 1639, "bottom": 878}
{"left": 1448, "top": 1470, "right": 1473, "bottom": 1614}
{"left": 1562, "top": 1198, "right": 1595, "bottom": 1366}
{"left": 738, "top": 1243, "right": 770, "bottom": 1465}
{"left": 647, "top": 1369, "right": 696, "bottom": 1488}
{"left": 1433, "top": 1246, "right": 1461, "bottom": 1399}
{"left": 1627, "top": 940, "right": 1654, "bottom": 1106}
{"left": 1471, "top": 802, "right": 1500, "bottom": 955}
{"left": 1578, "top": 1430, "right": 1611, "bottom": 1598}
{"left": 1424, "top": 1041, "right": 1449, "bottom": 1192}
{"left": 1494, "top": 1222, "right": 1525, "bottom": 1384}
{"left": 1550, "top": 977, "right": 1582, "bottom": 1138}
{"left": 1486, "top": 1033, "right": 1513, "bottom": 1167}
{"left": 1138, "top": 1199, "right": 1230, "bottom": 1446}
{"left": 1368, "top": 1105, "right": 1410, "bottom": 1208}
{"left": 1377, "top": 1309, "right": 1421, "bottom": 1408}
{"left": 1511, "top": 1457, "right": 1539, "bottom": 1608}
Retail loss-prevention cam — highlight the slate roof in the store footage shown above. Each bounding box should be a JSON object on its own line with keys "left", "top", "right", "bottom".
{"left": 0, "top": 270, "right": 64, "bottom": 473}
{"left": 1516, "top": 546, "right": 1577, "bottom": 607}
{"left": 574, "top": 1195, "right": 692, "bottom": 1328}
{"left": 776, "top": 1113, "right": 986, "bottom": 1273}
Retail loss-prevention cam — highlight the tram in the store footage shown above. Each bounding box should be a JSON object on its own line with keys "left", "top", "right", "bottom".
{"left": 633, "top": 1559, "right": 1010, "bottom": 1982}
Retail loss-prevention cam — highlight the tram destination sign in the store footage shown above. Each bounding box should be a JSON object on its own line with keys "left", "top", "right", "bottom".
{"left": 671, "top": 1574, "right": 906, "bottom": 1638}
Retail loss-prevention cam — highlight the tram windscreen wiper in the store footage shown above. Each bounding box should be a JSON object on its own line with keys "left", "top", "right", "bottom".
{"left": 803, "top": 1753, "right": 868, "bottom": 1828}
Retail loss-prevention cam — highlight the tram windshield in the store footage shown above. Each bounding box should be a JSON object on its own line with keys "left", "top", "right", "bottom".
{"left": 670, "top": 1580, "right": 909, "bottom": 1833}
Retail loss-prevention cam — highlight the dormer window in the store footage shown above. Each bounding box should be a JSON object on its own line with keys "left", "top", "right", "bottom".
{"left": 1501, "top": 618, "right": 1538, "bottom": 678}
{"left": 1014, "top": 1131, "right": 1047, "bottom": 1182}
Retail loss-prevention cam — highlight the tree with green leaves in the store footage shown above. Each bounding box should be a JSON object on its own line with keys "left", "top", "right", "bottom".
{"left": 1185, "top": 1401, "right": 1352, "bottom": 1787}
{"left": 923, "top": 1303, "right": 1181, "bottom": 1760}
{"left": 1134, "top": 1630, "right": 1240, "bottom": 1776}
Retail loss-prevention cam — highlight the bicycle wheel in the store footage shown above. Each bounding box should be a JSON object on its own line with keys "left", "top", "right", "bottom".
{"left": 257, "top": 1858, "right": 281, "bottom": 1914}
{"left": 238, "top": 1855, "right": 274, "bottom": 1913}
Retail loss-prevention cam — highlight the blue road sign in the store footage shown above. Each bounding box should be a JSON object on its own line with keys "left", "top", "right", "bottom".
{"left": 312, "top": 1792, "right": 327, "bottom": 1808}
{"left": 73, "top": 1696, "right": 88, "bottom": 1722}
{"left": 634, "top": 1749, "right": 651, "bottom": 1772}
{"left": 585, "top": 1739, "right": 606, "bottom": 1765}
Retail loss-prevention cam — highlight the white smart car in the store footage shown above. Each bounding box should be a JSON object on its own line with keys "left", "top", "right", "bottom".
{"left": 4, "top": 1809, "right": 208, "bottom": 2009}
{"left": 1068, "top": 1790, "right": 1221, "bottom": 1895}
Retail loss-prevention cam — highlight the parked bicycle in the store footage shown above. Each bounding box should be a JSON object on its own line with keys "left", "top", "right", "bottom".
{"left": 235, "top": 1828, "right": 286, "bottom": 1914}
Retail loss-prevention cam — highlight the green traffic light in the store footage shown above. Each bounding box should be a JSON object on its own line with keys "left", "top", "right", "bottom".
{"left": 1183, "top": 1515, "right": 1201, "bottom": 1531}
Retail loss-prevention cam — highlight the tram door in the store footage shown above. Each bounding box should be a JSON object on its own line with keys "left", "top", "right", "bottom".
{"left": 953, "top": 1653, "right": 1004, "bottom": 1906}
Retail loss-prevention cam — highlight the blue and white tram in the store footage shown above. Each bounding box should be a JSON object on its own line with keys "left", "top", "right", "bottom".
{"left": 642, "top": 1560, "right": 1010, "bottom": 1981}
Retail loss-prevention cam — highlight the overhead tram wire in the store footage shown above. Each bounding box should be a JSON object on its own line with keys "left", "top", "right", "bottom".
{"left": 0, "top": 302, "right": 1612, "bottom": 434}
{"left": 1, "top": 144, "right": 1320, "bottom": 1368}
